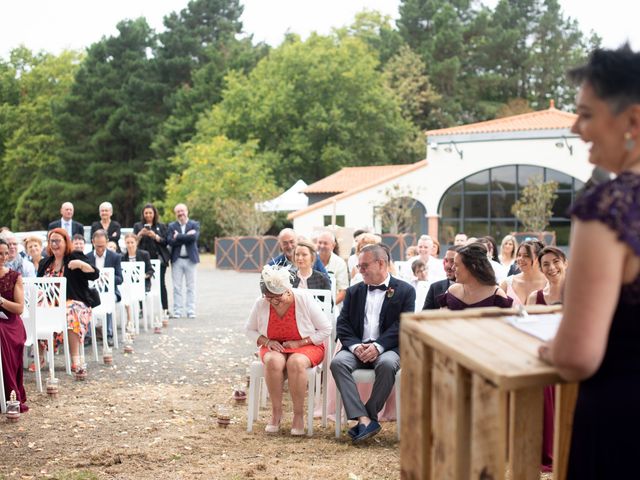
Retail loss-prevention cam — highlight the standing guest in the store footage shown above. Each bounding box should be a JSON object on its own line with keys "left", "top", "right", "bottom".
{"left": 408, "top": 235, "right": 446, "bottom": 283}
{"left": 292, "top": 240, "right": 331, "bottom": 291}
{"left": 106, "top": 241, "right": 118, "bottom": 252}
{"left": 133, "top": 203, "right": 170, "bottom": 316}
{"left": 121, "top": 233, "right": 155, "bottom": 332}
{"left": 349, "top": 233, "right": 382, "bottom": 285}
{"left": 48, "top": 201, "right": 84, "bottom": 238}
{"left": 316, "top": 231, "right": 349, "bottom": 304}
{"left": 454, "top": 233, "right": 467, "bottom": 246}
{"left": 423, "top": 246, "right": 458, "bottom": 310}
{"left": 499, "top": 240, "right": 546, "bottom": 306}
{"left": 37, "top": 229, "right": 98, "bottom": 371}
{"left": 347, "top": 229, "right": 369, "bottom": 274}
{"left": 538, "top": 45, "right": 640, "bottom": 479}
{"left": 331, "top": 244, "right": 415, "bottom": 443}
{"left": 0, "top": 239, "right": 28, "bottom": 413}
{"left": 72, "top": 234, "right": 86, "bottom": 253}
{"left": 499, "top": 234, "right": 518, "bottom": 269}
{"left": 245, "top": 265, "right": 332, "bottom": 435}
{"left": 268, "top": 228, "right": 327, "bottom": 276}
{"left": 90, "top": 202, "right": 121, "bottom": 250}
{"left": 438, "top": 243, "right": 512, "bottom": 310}
{"left": 86, "top": 230, "right": 123, "bottom": 346}
{"left": 0, "top": 231, "right": 36, "bottom": 278}
{"left": 167, "top": 203, "right": 200, "bottom": 319}
{"left": 404, "top": 245, "right": 418, "bottom": 260}
{"left": 431, "top": 238, "right": 441, "bottom": 258}
{"left": 23, "top": 236, "right": 44, "bottom": 271}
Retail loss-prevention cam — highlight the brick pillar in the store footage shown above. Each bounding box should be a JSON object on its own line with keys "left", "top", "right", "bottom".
{"left": 427, "top": 215, "right": 439, "bottom": 240}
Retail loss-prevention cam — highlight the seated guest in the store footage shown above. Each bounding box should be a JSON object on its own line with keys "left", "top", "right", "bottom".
{"left": 72, "top": 234, "right": 86, "bottom": 253}
{"left": 316, "top": 231, "right": 349, "bottom": 304}
{"left": 499, "top": 240, "right": 546, "bottom": 306}
{"left": 410, "top": 260, "right": 427, "bottom": 289}
{"left": 527, "top": 245, "right": 568, "bottom": 472}
{"left": 292, "top": 241, "right": 331, "bottom": 291}
{"left": 499, "top": 234, "right": 518, "bottom": 269}
{"left": 423, "top": 246, "right": 458, "bottom": 310}
{"left": 407, "top": 235, "right": 446, "bottom": 283}
{"left": 121, "top": 233, "right": 155, "bottom": 330}
{"left": 245, "top": 265, "right": 332, "bottom": 435}
{"left": 438, "top": 243, "right": 512, "bottom": 310}
{"left": 106, "top": 241, "right": 118, "bottom": 253}
{"left": 431, "top": 238, "right": 440, "bottom": 258}
{"left": 23, "top": 236, "right": 44, "bottom": 271}
{"left": 331, "top": 244, "right": 415, "bottom": 443}
{"left": 349, "top": 233, "right": 381, "bottom": 284}
{"left": 454, "top": 232, "right": 468, "bottom": 246}
{"left": 0, "top": 231, "right": 35, "bottom": 277}
{"left": 268, "top": 228, "right": 327, "bottom": 276}
{"left": 37, "top": 229, "right": 98, "bottom": 371}
{"left": 404, "top": 245, "right": 418, "bottom": 260}
{"left": 86, "top": 230, "right": 123, "bottom": 346}
{"left": 0, "top": 239, "right": 28, "bottom": 412}
{"left": 347, "top": 229, "right": 369, "bottom": 274}
{"left": 90, "top": 202, "right": 121, "bottom": 251}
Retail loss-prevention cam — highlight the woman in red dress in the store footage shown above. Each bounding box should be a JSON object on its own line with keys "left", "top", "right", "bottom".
{"left": 246, "top": 265, "right": 332, "bottom": 436}
{"left": 0, "top": 238, "right": 28, "bottom": 412}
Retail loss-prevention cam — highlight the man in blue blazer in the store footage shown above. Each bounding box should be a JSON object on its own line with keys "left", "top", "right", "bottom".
{"left": 86, "top": 229, "right": 123, "bottom": 345}
{"left": 48, "top": 201, "right": 84, "bottom": 238}
{"left": 330, "top": 243, "right": 415, "bottom": 443}
{"left": 167, "top": 203, "right": 200, "bottom": 318}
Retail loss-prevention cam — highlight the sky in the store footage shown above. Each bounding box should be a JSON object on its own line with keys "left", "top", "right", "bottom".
{"left": 0, "top": 0, "right": 639, "bottom": 59}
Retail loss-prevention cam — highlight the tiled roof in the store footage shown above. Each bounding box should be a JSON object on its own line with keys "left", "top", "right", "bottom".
{"left": 426, "top": 103, "right": 577, "bottom": 137}
{"left": 290, "top": 160, "right": 427, "bottom": 219}
{"left": 303, "top": 165, "right": 413, "bottom": 193}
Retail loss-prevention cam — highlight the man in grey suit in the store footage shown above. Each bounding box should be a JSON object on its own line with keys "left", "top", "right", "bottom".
{"left": 330, "top": 243, "right": 415, "bottom": 443}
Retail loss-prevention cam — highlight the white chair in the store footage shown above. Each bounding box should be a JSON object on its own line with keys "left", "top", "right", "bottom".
{"left": 414, "top": 280, "right": 431, "bottom": 312}
{"left": 121, "top": 262, "right": 147, "bottom": 333}
{"left": 246, "top": 288, "right": 333, "bottom": 435}
{"left": 335, "top": 368, "right": 401, "bottom": 439}
{"left": 88, "top": 267, "right": 117, "bottom": 361}
{"left": 24, "top": 277, "right": 71, "bottom": 379}
{"left": 147, "top": 259, "right": 162, "bottom": 329}
{"left": 21, "top": 282, "right": 42, "bottom": 392}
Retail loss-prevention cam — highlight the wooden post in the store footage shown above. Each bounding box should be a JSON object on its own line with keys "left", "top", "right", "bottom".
{"left": 553, "top": 383, "right": 579, "bottom": 480}
{"left": 509, "top": 387, "right": 544, "bottom": 480}
{"left": 400, "top": 322, "right": 432, "bottom": 480}
{"left": 470, "top": 375, "right": 507, "bottom": 480}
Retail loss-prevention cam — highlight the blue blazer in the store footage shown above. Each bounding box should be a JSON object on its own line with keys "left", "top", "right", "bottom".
{"left": 336, "top": 276, "right": 415, "bottom": 355}
{"left": 86, "top": 249, "right": 123, "bottom": 302}
{"left": 167, "top": 219, "right": 200, "bottom": 264}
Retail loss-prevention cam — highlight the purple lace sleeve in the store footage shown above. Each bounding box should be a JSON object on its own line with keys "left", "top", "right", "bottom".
{"left": 569, "top": 172, "right": 640, "bottom": 256}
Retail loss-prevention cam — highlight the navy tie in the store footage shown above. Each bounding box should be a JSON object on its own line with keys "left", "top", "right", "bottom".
{"left": 368, "top": 284, "right": 387, "bottom": 292}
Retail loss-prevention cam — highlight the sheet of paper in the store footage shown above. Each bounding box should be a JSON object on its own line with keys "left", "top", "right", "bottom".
{"left": 0, "top": 311, "right": 8, "bottom": 320}
{"left": 506, "top": 313, "right": 562, "bottom": 342}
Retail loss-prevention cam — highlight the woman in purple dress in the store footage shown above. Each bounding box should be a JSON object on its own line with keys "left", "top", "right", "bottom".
{"left": 0, "top": 239, "right": 28, "bottom": 412}
{"left": 538, "top": 45, "right": 640, "bottom": 479}
{"left": 438, "top": 243, "right": 513, "bottom": 310}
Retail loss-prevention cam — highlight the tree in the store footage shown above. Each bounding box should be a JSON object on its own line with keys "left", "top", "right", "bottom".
{"left": 215, "top": 194, "right": 277, "bottom": 236}
{"left": 203, "top": 34, "right": 421, "bottom": 188}
{"left": 376, "top": 184, "right": 418, "bottom": 234}
{"left": 163, "top": 135, "right": 279, "bottom": 245}
{"left": 511, "top": 176, "right": 558, "bottom": 232}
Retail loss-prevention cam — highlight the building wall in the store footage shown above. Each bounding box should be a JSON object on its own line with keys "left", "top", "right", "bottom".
{"left": 293, "top": 135, "right": 592, "bottom": 238}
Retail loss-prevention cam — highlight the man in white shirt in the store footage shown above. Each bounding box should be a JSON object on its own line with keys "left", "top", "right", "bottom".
{"left": 407, "top": 235, "right": 446, "bottom": 283}
{"left": 316, "top": 231, "right": 349, "bottom": 304}
{"left": 331, "top": 244, "right": 415, "bottom": 443}
{"left": 48, "top": 202, "right": 84, "bottom": 238}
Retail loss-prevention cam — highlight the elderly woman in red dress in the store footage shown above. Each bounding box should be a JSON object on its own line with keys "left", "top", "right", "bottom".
{"left": 246, "top": 265, "right": 332, "bottom": 436}
{"left": 0, "top": 238, "right": 28, "bottom": 412}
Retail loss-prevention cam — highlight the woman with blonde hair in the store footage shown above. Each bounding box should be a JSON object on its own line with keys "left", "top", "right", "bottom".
{"left": 499, "top": 234, "right": 518, "bottom": 268}
{"left": 23, "top": 235, "right": 44, "bottom": 271}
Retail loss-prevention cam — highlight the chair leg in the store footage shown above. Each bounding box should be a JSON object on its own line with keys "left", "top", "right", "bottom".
{"left": 0, "top": 346, "right": 6, "bottom": 413}
{"left": 62, "top": 329, "right": 71, "bottom": 375}
{"left": 306, "top": 370, "right": 315, "bottom": 436}
{"left": 91, "top": 319, "right": 99, "bottom": 362}
{"left": 112, "top": 312, "right": 119, "bottom": 349}
{"left": 396, "top": 372, "right": 401, "bottom": 439}
{"left": 33, "top": 344, "right": 43, "bottom": 393}
{"left": 335, "top": 390, "right": 343, "bottom": 438}
{"left": 247, "top": 365, "right": 262, "bottom": 433}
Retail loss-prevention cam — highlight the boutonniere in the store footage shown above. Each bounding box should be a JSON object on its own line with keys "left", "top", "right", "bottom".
{"left": 386, "top": 288, "right": 395, "bottom": 299}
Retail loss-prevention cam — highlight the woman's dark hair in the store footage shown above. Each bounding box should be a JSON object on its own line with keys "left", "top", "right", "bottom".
{"left": 568, "top": 43, "right": 640, "bottom": 113}
{"left": 0, "top": 238, "right": 7, "bottom": 248}
{"left": 480, "top": 236, "right": 499, "bottom": 262}
{"left": 537, "top": 246, "right": 567, "bottom": 267}
{"left": 140, "top": 203, "right": 159, "bottom": 225}
{"left": 457, "top": 243, "right": 496, "bottom": 286}
{"left": 518, "top": 240, "right": 545, "bottom": 265}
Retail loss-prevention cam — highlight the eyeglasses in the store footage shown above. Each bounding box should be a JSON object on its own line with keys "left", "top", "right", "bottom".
{"left": 356, "top": 260, "right": 381, "bottom": 271}
{"left": 49, "top": 239, "right": 63, "bottom": 245}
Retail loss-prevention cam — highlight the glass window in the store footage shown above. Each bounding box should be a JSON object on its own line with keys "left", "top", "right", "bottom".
{"left": 464, "top": 194, "right": 488, "bottom": 218}
{"left": 491, "top": 166, "right": 517, "bottom": 192}
{"left": 464, "top": 221, "right": 490, "bottom": 239}
{"left": 439, "top": 220, "right": 460, "bottom": 245}
{"left": 464, "top": 170, "right": 489, "bottom": 192}
{"left": 441, "top": 194, "right": 462, "bottom": 218}
{"left": 548, "top": 221, "right": 572, "bottom": 245}
{"left": 490, "top": 222, "right": 517, "bottom": 242}
{"left": 518, "top": 165, "right": 544, "bottom": 189}
{"left": 552, "top": 192, "right": 572, "bottom": 218}
{"left": 545, "top": 169, "right": 574, "bottom": 190}
{"left": 490, "top": 192, "right": 516, "bottom": 218}
{"left": 323, "top": 215, "right": 345, "bottom": 227}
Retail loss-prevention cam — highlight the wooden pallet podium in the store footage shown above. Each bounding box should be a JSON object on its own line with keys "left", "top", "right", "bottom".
{"left": 399, "top": 306, "right": 578, "bottom": 480}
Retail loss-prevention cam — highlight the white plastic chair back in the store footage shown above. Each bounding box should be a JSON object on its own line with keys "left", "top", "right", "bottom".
{"left": 414, "top": 280, "right": 431, "bottom": 312}
{"left": 121, "top": 262, "right": 146, "bottom": 332}
{"left": 88, "top": 267, "right": 117, "bottom": 358}
{"left": 148, "top": 259, "right": 162, "bottom": 327}
{"left": 21, "top": 282, "right": 42, "bottom": 391}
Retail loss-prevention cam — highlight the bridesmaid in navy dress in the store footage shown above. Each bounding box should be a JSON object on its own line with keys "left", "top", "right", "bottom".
{"left": 538, "top": 45, "right": 640, "bottom": 479}
{"left": 0, "top": 239, "right": 28, "bottom": 412}
{"left": 437, "top": 242, "right": 513, "bottom": 310}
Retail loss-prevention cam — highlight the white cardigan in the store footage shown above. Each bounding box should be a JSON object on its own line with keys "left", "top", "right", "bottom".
{"left": 245, "top": 289, "right": 332, "bottom": 346}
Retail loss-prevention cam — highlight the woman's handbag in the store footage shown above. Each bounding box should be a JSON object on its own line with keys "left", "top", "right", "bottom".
{"left": 87, "top": 287, "right": 101, "bottom": 308}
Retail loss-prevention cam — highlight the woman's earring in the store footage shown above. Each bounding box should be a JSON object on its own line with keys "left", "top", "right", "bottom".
{"left": 624, "top": 132, "right": 636, "bottom": 152}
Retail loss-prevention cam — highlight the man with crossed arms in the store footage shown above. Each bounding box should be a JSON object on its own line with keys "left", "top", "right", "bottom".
{"left": 331, "top": 243, "right": 415, "bottom": 443}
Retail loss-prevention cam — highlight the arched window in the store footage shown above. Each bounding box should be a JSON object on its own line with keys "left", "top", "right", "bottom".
{"left": 438, "top": 165, "right": 584, "bottom": 246}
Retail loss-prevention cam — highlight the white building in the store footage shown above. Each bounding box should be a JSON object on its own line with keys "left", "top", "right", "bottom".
{"left": 290, "top": 103, "right": 592, "bottom": 246}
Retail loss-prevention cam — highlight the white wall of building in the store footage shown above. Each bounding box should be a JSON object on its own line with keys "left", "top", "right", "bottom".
{"left": 292, "top": 133, "right": 592, "bottom": 237}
